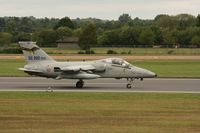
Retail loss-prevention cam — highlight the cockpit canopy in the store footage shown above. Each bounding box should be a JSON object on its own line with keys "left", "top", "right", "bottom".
{"left": 102, "top": 58, "right": 131, "bottom": 68}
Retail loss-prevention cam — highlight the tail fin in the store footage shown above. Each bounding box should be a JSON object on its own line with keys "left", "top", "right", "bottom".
{"left": 19, "top": 41, "right": 55, "bottom": 64}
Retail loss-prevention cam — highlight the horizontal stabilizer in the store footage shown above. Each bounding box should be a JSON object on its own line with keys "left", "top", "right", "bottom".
{"left": 18, "top": 68, "right": 43, "bottom": 73}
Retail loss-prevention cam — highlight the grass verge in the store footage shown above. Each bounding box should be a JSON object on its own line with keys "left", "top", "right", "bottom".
{"left": 0, "top": 92, "right": 200, "bottom": 133}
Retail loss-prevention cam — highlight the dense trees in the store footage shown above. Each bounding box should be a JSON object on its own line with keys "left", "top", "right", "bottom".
{"left": 54, "top": 17, "right": 74, "bottom": 29}
{"left": 162, "top": 31, "right": 176, "bottom": 46}
{"left": 56, "top": 27, "right": 72, "bottom": 39}
{"left": 139, "top": 28, "right": 155, "bottom": 46}
{"left": 197, "top": 14, "right": 200, "bottom": 27}
{"left": 118, "top": 14, "right": 132, "bottom": 25}
{"left": 0, "top": 32, "right": 12, "bottom": 46}
{"left": 0, "top": 14, "right": 200, "bottom": 48}
{"left": 34, "top": 29, "right": 58, "bottom": 47}
{"left": 79, "top": 23, "right": 97, "bottom": 50}
{"left": 191, "top": 36, "right": 200, "bottom": 45}
{"left": 98, "top": 26, "right": 140, "bottom": 47}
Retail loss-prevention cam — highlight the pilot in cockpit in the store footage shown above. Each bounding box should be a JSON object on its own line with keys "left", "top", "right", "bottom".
{"left": 102, "top": 58, "right": 131, "bottom": 68}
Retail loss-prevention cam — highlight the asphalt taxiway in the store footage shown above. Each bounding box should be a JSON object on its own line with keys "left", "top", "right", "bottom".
{"left": 0, "top": 77, "right": 200, "bottom": 93}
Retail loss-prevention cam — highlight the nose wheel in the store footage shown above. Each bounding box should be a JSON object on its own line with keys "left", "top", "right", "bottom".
{"left": 126, "top": 83, "right": 132, "bottom": 89}
{"left": 76, "top": 80, "right": 84, "bottom": 88}
{"left": 126, "top": 78, "right": 135, "bottom": 89}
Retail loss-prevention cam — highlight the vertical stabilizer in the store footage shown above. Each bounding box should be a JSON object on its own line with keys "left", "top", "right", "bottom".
{"left": 19, "top": 41, "right": 55, "bottom": 64}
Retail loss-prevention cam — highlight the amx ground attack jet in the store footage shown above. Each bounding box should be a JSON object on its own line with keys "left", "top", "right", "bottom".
{"left": 19, "top": 42, "right": 157, "bottom": 88}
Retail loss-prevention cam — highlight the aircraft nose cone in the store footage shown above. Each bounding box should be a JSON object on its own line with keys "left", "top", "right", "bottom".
{"left": 131, "top": 66, "right": 157, "bottom": 78}
{"left": 145, "top": 70, "right": 157, "bottom": 78}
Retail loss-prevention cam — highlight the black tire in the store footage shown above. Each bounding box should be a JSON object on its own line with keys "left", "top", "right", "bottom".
{"left": 126, "top": 84, "right": 132, "bottom": 89}
{"left": 76, "top": 81, "right": 84, "bottom": 88}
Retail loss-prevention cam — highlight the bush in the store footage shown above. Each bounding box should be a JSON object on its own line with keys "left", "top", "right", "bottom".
{"left": 78, "top": 51, "right": 85, "bottom": 54}
{"left": 0, "top": 47, "right": 22, "bottom": 54}
{"left": 77, "top": 50, "right": 95, "bottom": 54}
{"left": 167, "top": 50, "right": 175, "bottom": 55}
{"left": 128, "top": 50, "right": 132, "bottom": 54}
{"left": 121, "top": 51, "right": 127, "bottom": 54}
{"left": 107, "top": 50, "right": 118, "bottom": 54}
{"left": 85, "top": 50, "right": 95, "bottom": 54}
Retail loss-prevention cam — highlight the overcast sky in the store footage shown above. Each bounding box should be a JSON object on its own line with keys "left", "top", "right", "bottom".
{"left": 0, "top": 0, "right": 200, "bottom": 20}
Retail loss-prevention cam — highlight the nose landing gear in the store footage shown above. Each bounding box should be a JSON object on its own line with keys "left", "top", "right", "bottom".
{"left": 76, "top": 79, "right": 84, "bottom": 88}
{"left": 126, "top": 83, "right": 132, "bottom": 89}
{"left": 126, "top": 78, "right": 135, "bottom": 89}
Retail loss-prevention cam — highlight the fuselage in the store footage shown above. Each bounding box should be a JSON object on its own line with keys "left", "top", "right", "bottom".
{"left": 23, "top": 58, "right": 156, "bottom": 79}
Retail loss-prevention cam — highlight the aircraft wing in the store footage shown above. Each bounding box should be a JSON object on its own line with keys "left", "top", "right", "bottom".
{"left": 56, "top": 65, "right": 100, "bottom": 79}
{"left": 60, "top": 65, "right": 96, "bottom": 72}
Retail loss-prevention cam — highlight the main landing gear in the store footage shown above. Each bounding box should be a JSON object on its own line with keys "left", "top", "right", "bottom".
{"left": 126, "top": 78, "right": 135, "bottom": 89}
{"left": 76, "top": 79, "right": 84, "bottom": 88}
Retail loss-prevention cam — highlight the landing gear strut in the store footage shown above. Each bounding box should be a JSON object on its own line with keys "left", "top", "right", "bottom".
{"left": 76, "top": 79, "right": 84, "bottom": 88}
{"left": 126, "top": 78, "right": 135, "bottom": 89}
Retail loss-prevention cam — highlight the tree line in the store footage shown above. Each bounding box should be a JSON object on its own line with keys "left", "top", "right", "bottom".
{"left": 0, "top": 13, "right": 200, "bottom": 49}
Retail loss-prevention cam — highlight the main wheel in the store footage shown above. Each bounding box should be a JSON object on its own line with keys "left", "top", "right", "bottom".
{"left": 76, "top": 80, "right": 84, "bottom": 88}
{"left": 126, "top": 84, "right": 132, "bottom": 89}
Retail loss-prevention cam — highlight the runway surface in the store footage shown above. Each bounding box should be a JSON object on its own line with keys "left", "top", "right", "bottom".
{"left": 0, "top": 77, "right": 200, "bottom": 93}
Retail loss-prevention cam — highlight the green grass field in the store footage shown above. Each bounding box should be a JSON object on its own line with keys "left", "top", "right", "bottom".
{"left": 0, "top": 59, "right": 200, "bottom": 77}
{"left": 0, "top": 59, "right": 27, "bottom": 76}
{"left": 43, "top": 47, "right": 200, "bottom": 55}
{"left": 133, "top": 60, "right": 200, "bottom": 78}
{"left": 0, "top": 92, "right": 199, "bottom": 133}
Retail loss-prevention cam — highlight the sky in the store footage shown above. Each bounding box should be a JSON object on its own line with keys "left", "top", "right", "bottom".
{"left": 0, "top": 0, "right": 200, "bottom": 20}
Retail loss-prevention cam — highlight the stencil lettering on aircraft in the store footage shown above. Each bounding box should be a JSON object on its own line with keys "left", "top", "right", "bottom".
{"left": 28, "top": 56, "right": 46, "bottom": 60}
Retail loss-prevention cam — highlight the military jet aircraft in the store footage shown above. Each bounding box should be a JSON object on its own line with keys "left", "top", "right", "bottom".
{"left": 19, "top": 42, "right": 157, "bottom": 88}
